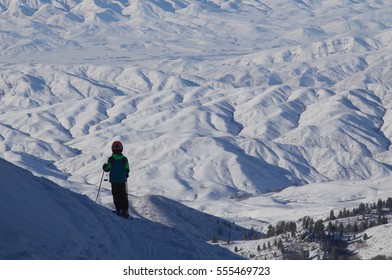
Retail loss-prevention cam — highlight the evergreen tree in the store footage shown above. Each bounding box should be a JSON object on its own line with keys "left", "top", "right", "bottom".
{"left": 338, "top": 210, "right": 343, "bottom": 218}
{"left": 386, "top": 197, "right": 392, "bottom": 211}
{"left": 363, "top": 233, "right": 369, "bottom": 241}
{"left": 314, "top": 219, "right": 325, "bottom": 238}
{"left": 302, "top": 216, "right": 312, "bottom": 230}
{"left": 327, "top": 221, "right": 335, "bottom": 235}
{"left": 288, "top": 221, "right": 297, "bottom": 237}
{"left": 329, "top": 210, "right": 336, "bottom": 220}
{"left": 377, "top": 199, "right": 383, "bottom": 214}
{"left": 309, "top": 218, "right": 315, "bottom": 232}
{"left": 358, "top": 202, "right": 366, "bottom": 214}
{"left": 277, "top": 238, "right": 284, "bottom": 253}
{"left": 266, "top": 225, "right": 275, "bottom": 238}
{"left": 377, "top": 214, "right": 383, "bottom": 225}
{"left": 379, "top": 215, "right": 388, "bottom": 225}
{"left": 338, "top": 223, "right": 344, "bottom": 237}
{"left": 365, "top": 203, "right": 370, "bottom": 213}
{"left": 276, "top": 221, "right": 285, "bottom": 235}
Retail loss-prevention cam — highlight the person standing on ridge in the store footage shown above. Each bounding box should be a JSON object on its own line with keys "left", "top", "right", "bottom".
{"left": 102, "top": 141, "right": 130, "bottom": 218}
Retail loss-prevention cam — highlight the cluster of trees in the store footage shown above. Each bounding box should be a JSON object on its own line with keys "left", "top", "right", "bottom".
{"left": 256, "top": 238, "right": 284, "bottom": 252}
{"left": 251, "top": 197, "right": 392, "bottom": 260}
{"left": 302, "top": 197, "right": 392, "bottom": 236}
{"left": 298, "top": 197, "right": 392, "bottom": 259}
{"left": 260, "top": 198, "right": 392, "bottom": 243}
{"left": 265, "top": 221, "right": 297, "bottom": 238}
{"left": 332, "top": 197, "right": 392, "bottom": 219}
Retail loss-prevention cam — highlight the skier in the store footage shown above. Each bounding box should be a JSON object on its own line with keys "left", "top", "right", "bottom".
{"left": 102, "top": 141, "right": 130, "bottom": 218}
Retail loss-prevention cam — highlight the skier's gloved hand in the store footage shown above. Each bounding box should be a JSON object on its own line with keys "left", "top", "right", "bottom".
{"left": 102, "top": 163, "right": 108, "bottom": 171}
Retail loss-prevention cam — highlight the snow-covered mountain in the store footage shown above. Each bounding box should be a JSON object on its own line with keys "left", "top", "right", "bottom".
{"left": 1, "top": 0, "right": 392, "bottom": 259}
{"left": 0, "top": 157, "right": 246, "bottom": 259}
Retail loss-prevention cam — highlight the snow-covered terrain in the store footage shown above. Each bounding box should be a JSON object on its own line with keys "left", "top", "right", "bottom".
{"left": 0, "top": 157, "right": 246, "bottom": 259}
{"left": 1, "top": 0, "right": 392, "bottom": 259}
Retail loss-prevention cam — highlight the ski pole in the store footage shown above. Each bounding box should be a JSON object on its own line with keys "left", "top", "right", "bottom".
{"left": 125, "top": 181, "right": 129, "bottom": 196}
{"left": 95, "top": 170, "right": 105, "bottom": 203}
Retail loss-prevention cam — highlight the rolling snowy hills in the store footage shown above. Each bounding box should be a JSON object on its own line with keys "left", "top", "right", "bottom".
{"left": 1, "top": 0, "right": 392, "bottom": 259}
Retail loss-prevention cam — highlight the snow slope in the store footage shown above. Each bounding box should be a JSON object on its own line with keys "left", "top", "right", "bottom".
{"left": 350, "top": 224, "right": 392, "bottom": 259}
{"left": 0, "top": 157, "right": 244, "bottom": 259}
{"left": 1, "top": 0, "right": 392, "bottom": 258}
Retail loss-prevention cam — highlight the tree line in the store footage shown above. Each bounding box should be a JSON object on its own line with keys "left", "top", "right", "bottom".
{"left": 252, "top": 197, "right": 392, "bottom": 260}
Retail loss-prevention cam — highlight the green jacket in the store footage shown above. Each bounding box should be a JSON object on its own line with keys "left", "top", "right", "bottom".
{"left": 103, "top": 153, "right": 130, "bottom": 183}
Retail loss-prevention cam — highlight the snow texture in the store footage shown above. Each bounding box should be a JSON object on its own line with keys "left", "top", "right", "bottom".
{"left": 1, "top": 0, "right": 392, "bottom": 259}
{"left": 0, "top": 157, "right": 244, "bottom": 259}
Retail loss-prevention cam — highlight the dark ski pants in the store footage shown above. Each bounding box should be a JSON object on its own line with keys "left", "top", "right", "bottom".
{"left": 111, "top": 183, "right": 129, "bottom": 213}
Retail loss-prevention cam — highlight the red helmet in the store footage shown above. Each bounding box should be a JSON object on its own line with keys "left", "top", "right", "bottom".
{"left": 111, "top": 141, "right": 123, "bottom": 153}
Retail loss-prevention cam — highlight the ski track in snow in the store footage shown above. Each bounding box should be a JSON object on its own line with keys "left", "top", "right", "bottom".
{"left": 1, "top": 0, "right": 392, "bottom": 259}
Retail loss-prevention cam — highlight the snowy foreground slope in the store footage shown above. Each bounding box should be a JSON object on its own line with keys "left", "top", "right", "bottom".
{"left": 0, "top": 157, "right": 245, "bottom": 259}
{"left": 1, "top": 0, "right": 392, "bottom": 259}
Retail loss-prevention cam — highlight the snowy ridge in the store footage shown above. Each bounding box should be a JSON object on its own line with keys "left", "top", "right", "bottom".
{"left": 0, "top": 157, "right": 244, "bottom": 259}
{"left": 130, "top": 194, "right": 258, "bottom": 241}
{"left": 1, "top": 0, "right": 392, "bottom": 259}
